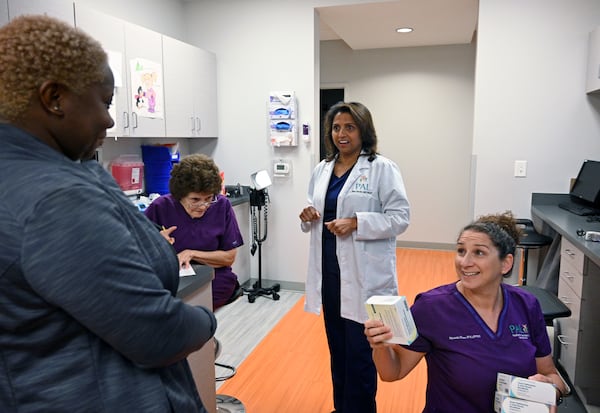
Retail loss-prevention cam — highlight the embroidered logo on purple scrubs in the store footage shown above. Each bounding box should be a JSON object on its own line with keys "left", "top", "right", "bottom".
{"left": 509, "top": 324, "right": 530, "bottom": 340}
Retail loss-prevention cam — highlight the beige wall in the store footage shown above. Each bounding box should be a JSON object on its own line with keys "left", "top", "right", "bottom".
{"left": 321, "top": 40, "right": 476, "bottom": 247}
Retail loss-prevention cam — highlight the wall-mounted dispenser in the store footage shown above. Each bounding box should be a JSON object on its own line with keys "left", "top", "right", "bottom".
{"left": 268, "top": 91, "right": 297, "bottom": 146}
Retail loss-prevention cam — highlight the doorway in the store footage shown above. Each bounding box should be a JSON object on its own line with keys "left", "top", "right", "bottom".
{"left": 319, "top": 88, "right": 344, "bottom": 161}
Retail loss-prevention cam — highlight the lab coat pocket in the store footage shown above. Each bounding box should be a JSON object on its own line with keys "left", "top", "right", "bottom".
{"left": 361, "top": 239, "right": 397, "bottom": 293}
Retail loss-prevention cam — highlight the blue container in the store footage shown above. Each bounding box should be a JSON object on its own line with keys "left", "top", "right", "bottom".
{"left": 145, "top": 166, "right": 171, "bottom": 194}
{"left": 141, "top": 145, "right": 172, "bottom": 162}
{"left": 141, "top": 145, "right": 173, "bottom": 194}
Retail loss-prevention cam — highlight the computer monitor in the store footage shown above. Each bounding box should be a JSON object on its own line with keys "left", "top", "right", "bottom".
{"left": 570, "top": 160, "right": 600, "bottom": 205}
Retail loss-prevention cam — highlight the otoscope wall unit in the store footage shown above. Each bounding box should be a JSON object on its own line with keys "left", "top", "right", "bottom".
{"left": 269, "top": 91, "right": 297, "bottom": 146}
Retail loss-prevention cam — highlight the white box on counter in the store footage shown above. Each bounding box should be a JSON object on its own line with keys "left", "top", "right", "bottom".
{"left": 365, "top": 295, "right": 418, "bottom": 345}
{"left": 496, "top": 373, "right": 556, "bottom": 406}
{"left": 494, "top": 392, "right": 550, "bottom": 413}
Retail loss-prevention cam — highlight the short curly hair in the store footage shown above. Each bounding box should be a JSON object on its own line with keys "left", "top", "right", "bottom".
{"left": 0, "top": 15, "right": 108, "bottom": 121}
{"left": 169, "top": 154, "right": 222, "bottom": 200}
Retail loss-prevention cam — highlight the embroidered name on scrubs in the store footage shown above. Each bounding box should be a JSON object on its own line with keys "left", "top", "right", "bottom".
{"left": 351, "top": 174, "right": 372, "bottom": 194}
{"left": 509, "top": 323, "right": 530, "bottom": 340}
{"left": 448, "top": 334, "right": 482, "bottom": 340}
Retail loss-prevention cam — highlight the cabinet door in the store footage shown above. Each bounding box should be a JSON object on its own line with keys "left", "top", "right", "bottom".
{"left": 182, "top": 285, "right": 217, "bottom": 413}
{"left": 557, "top": 275, "right": 581, "bottom": 382}
{"left": 195, "top": 48, "right": 218, "bottom": 138}
{"left": 8, "top": 0, "right": 74, "bottom": 25}
{"left": 75, "top": 6, "right": 128, "bottom": 137}
{"left": 587, "top": 27, "right": 600, "bottom": 94}
{"left": 163, "top": 35, "right": 196, "bottom": 138}
{"left": 163, "top": 36, "right": 218, "bottom": 138}
{"left": 76, "top": 6, "right": 165, "bottom": 138}
{"left": 124, "top": 23, "right": 165, "bottom": 137}
{"left": 1, "top": 1, "right": 8, "bottom": 26}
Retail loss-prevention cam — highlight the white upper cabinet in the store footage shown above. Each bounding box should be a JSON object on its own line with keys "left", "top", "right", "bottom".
{"left": 163, "top": 35, "right": 218, "bottom": 138}
{"left": 195, "top": 47, "right": 218, "bottom": 138}
{"left": 7, "top": 0, "right": 74, "bottom": 25}
{"left": 162, "top": 36, "right": 195, "bottom": 138}
{"left": 586, "top": 26, "right": 600, "bottom": 94}
{"left": 1, "top": 1, "right": 8, "bottom": 26}
{"left": 75, "top": 5, "right": 165, "bottom": 137}
{"left": 123, "top": 23, "right": 165, "bottom": 137}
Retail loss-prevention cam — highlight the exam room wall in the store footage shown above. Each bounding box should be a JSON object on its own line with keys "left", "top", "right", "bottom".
{"left": 183, "top": 0, "right": 600, "bottom": 288}
{"left": 320, "top": 40, "right": 476, "bottom": 249}
{"left": 472, "top": 0, "right": 600, "bottom": 218}
{"left": 56, "top": 0, "right": 600, "bottom": 288}
{"left": 73, "top": 0, "right": 187, "bottom": 41}
{"left": 181, "top": 0, "right": 475, "bottom": 288}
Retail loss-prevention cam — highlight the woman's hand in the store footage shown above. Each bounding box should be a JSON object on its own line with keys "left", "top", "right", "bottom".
{"left": 177, "top": 250, "right": 195, "bottom": 269}
{"left": 159, "top": 225, "right": 177, "bottom": 245}
{"left": 364, "top": 319, "right": 394, "bottom": 349}
{"left": 528, "top": 373, "right": 564, "bottom": 413}
{"left": 325, "top": 217, "right": 357, "bottom": 237}
{"left": 299, "top": 206, "right": 321, "bottom": 223}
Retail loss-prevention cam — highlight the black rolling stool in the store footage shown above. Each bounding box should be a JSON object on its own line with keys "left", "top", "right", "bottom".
{"left": 515, "top": 219, "right": 553, "bottom": 286}
{"left": 515, "top": 219, "right": 571, "bottom": 326}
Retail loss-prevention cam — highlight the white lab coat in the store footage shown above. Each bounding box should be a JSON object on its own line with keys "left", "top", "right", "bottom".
{"left": 301, "top": 153, "right": 410, "bottom": 323}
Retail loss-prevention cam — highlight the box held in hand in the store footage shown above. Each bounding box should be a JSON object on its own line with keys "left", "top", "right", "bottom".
{"left": 494, "top": 392, "right": 550, "bottom": 413}
{"left": 365, "top": 295, "right": 418, "bottom": 345}
{"left": 496, "top": 373, "right": 556, "bottom": 406}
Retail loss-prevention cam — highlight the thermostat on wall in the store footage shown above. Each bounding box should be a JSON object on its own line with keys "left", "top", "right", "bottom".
{"left": 272, "top": 159, "right": 292, "bottom": 177}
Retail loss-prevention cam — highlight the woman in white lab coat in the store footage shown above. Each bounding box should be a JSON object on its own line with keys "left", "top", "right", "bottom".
{"left": 299, "top": 101, "right": 410, "bottom": 413}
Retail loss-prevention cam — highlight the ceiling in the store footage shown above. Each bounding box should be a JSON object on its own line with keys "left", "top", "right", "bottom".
{"left": 317, "top": 0, "right": 479, "bottom": 50}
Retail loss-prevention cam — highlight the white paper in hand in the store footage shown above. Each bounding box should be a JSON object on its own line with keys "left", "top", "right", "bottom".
{"left": 179, "top": 265, "right": 196, "bottom": 277}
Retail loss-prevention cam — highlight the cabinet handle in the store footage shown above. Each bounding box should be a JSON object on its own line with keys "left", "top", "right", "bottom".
{"left": 556, "top": 335, "right": 572, "bottom": 346}
{"left": 562, "top": 271, "right": 575, "bottom": 280}
{"left": 122, "top": 112, "right": 129, "bottom": 129}
{"left": 196, "top": 117, "right": 201, "bottom": 132}
{"left": 559, "top": 297, "right": 572, "bottom": 306}
{"left": 564, "top": 249, "right": 576, "bottom": 257}
{"left": 191, "top": 117, "right": 195, "bottom": 131}
{"left": 132, "top": 112, "right": 138, "bottom": 129}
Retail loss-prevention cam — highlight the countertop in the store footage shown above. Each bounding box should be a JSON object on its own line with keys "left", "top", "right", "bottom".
{"left": 176, "top": 264, "right": 213, "bottom": 299}
{"left": 225, "top": 184, "right": 250, "bottom": 207}
{"left": 531, "top": 193, "right": 600, "bottom": 268}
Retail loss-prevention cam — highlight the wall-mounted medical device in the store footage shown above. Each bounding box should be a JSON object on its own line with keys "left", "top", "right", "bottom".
{"left": 272, "top": 158, "right": 292, "bottom": 178}
{"left": 269, "top": 91, "right": 297, "bottom": 146}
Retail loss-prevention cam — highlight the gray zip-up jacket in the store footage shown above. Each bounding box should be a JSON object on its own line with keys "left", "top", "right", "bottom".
{"left": 0, "top": 124, "right": 216, "bottom": 412}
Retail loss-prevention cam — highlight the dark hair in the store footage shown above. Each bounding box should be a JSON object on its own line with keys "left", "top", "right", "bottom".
{"left": 323, "top": 101, "right": 378, "bottom": 162}
{"left": 459, "top": 211, "right": 522, "bottom": 276}
{"left": 168, "top": 154, "right": 222, "bottom": 200}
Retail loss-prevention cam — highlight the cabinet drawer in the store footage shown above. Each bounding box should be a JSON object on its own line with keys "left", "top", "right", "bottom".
{"left": 560, "top": 238, "right": 585, "bottom": 274}
{"left": 557, "top": 317, "right": 579, "bottom": 383}
{"left": 558, "top": 276, "right": 582, "bottom": 323}
{"left": 557, "top": 276, "right": 581, "bottom": 383}
{"left": 559, "top": 256, "right": 584, "bottom": 297}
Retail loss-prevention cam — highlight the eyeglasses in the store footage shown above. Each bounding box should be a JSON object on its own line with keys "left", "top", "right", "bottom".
{"left": 187, "top": 195, "right": 218, "bottom": 209}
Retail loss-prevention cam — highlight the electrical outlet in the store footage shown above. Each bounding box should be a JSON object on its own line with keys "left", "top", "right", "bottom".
{"left": 514, "top": 160, "right": 527, "bottom": 177}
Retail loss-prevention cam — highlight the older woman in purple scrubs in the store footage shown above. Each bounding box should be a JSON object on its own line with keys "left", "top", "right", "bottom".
{"left": 364, "top": 212, "right": 569, "bottom": 412}
{"left": 145, "top": 154, "right": 243, "bottom": 310}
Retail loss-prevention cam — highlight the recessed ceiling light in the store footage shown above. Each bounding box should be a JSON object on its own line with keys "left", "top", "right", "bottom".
{"left": 396, "top": 27, "right": 413, "bottom": 33}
